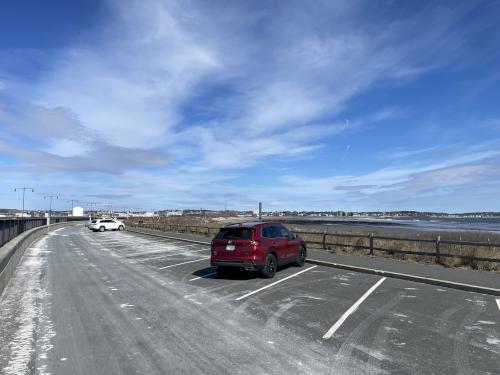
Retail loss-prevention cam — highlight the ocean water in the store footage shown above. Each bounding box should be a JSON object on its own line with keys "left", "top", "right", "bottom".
{"left": 379, "top": 216, "right": 500, "bottom": 232}
{"left": 284, "top": 216, "right": 500, "bottom": 233}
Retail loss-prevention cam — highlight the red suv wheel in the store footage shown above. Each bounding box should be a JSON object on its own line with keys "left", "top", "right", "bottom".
{"left": 261, "top": 253, "right": 277, "bottom": 278}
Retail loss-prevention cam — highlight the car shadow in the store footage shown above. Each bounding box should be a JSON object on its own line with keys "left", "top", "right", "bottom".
{"left": 191, "top": 267, "right": 258, "bottom": 280}
{"left": 191, "top": 264, "right": 297, "bottom": 280}
{"left": 191, "top": 267, "right": 216, "bottom": 277}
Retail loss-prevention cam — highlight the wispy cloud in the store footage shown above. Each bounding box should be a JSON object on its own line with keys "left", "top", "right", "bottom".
{"left": 3, "top": 0, "right": 470, "bottom": 167}
{"left": 277, "top": 144, "right": 500, "bottom": 199}
{"left": 0, "top": 106, "right": 168, "bottom": 173}
{"left": 381, "top": 146, "right": 441, "bottom": 160}
{"left": 0, "top": 138, "right": 167, "bottom": 174}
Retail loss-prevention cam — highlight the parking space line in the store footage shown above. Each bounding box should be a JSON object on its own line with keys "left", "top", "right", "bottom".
{"left": 167, "top": 248, "right": 209, "bottom": 256}
{"left": 189, "top": 272, "right": 217, "bottom": 282}
{"left": 146, "top": 248, "right": 209, "bottom": 260}
{"left": 496, "top": 299, "right": 500, "bottom": 312}
{"left": 235, "top": 266, "right": 317, "bottom": 301}
{"left": 159, "top": 257, "right": 210, "bottom": 269}
{"left": 322, "top": 277, "right": 386, "bottom": 339}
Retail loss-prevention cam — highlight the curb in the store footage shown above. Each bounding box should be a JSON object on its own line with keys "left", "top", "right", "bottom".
{"left": 126, "top": 227, "right": 500, "bottom": 297}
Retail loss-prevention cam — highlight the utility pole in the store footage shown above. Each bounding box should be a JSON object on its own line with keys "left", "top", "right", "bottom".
{"left": 86, "top": 202, "right": 98, "bottom": 219}
{"left": 107, "top": 203, "right": 112, "bottom": 216}
{"left": 44, "top": 194, "right": 59, "bottom": 226}
{"left": 14, "top": 187, "right": 34, "bottom": 217}
{"left": 258, "top": 202, "right": 262, "bottom": 221}
{"left": 67, "top": 199, "right": 79, "bottom": 211}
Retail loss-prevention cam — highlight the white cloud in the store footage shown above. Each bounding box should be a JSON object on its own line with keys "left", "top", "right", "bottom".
{"left": 43, "top": 139, "right": 91, "bottom": 158}
{"left": 0, "top": 105, "right": 168, "bottom": 173}
{"left": 34, "top": 0, "right": 221, "bottom": 149}
{"left": 278, "top": 145, "right": 500, "bottom": 198}
{"left": 8, "top": 0, "right": 466, "bottom": 170}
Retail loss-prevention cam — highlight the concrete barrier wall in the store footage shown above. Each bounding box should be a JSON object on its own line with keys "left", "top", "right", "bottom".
{"left": 0, "top": 222, "right": 78, "bottom": 298}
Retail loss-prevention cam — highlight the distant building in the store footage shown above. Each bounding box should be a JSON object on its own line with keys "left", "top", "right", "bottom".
{"left": 72, "top": 207, "right": 84, "bottom": 216}
{"left": 14, "top": 212, "right": 31, "bottom": 217}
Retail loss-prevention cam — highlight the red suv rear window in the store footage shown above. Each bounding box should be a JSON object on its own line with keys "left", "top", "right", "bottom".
{"left": 215, "top": 228, "right": 253, "bottom": 240}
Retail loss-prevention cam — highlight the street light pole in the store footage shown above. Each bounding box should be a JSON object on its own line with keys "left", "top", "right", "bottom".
{"left": 14, "top": 187, "right": 34, "bottom": 217}
{"left": 44, "top": 194, "right": 59, "bottom": 226}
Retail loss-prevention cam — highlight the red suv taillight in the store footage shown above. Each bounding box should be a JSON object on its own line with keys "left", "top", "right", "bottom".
{"left": 250, "top": 240, "right": 260, "bottom": 246}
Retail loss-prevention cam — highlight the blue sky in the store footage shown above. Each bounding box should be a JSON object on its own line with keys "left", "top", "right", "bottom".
{"left": 1, "top": 0, "right": 500, "bottom": 213}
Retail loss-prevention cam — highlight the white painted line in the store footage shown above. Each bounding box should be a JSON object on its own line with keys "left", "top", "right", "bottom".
{"left": 189, "top": 272, "right": 217, "bottom": 281}
{"left": 496, "top": 299, "right": 500, "bottom": 311}
{"left": 164, "top": 248, "right": 209, "bottom": 257}
{"left": 159, "top": 257, "right": 210, "bottom": 269}
{"left": 322, "top": 277, "right": 386, "bottom": 339}
{"left": 235, "top": 266, "right": 317, "bottom": 301}
{"left": 143, "top": 248, "right": 209, "bottom": 261}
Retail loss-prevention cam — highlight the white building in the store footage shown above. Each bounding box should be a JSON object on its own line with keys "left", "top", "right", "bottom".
{"left": 72, "top": 207, "right": 84, "bottom": 216}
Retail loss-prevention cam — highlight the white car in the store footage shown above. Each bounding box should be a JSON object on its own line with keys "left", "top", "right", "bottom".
{"left": 88, "top": 218, "right": 125, "bottom": 232}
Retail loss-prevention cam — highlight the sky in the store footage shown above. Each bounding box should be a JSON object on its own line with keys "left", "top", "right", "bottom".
{"left": 1, "top": 0, "right": 500, "bottom": 213}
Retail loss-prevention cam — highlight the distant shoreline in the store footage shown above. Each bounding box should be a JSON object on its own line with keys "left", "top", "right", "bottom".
{"left": 266, "top": 216, "right": 500, "bottom": 238}
{"left": 272, "top": 217, "right": 407, "bottom": 227}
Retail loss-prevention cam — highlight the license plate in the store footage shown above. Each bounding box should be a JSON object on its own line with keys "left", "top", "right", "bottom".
{"left": 226, "top": 244, "right": 235, "bottom": 251}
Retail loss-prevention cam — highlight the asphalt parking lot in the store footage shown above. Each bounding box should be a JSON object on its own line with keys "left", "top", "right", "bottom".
{"left": 1, "top": 224, "right": 499, "bottom": 375}
{"left": 95, "top": 228, "right": 500, "bottom": 374}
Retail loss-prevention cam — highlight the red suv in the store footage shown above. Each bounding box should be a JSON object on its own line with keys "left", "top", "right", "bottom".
{"left": 210, "top": 222, "right": 307, "bottom": 278}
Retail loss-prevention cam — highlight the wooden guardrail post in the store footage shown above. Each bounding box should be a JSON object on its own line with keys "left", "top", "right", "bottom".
{"left": 369, "top": 233, "right": 374, "bottom": 255}
{"left": 322, "top": 232, "right": 326, "bottom": 250}
{"left": 436, "top": 236, "right": 441, "bottom": 263}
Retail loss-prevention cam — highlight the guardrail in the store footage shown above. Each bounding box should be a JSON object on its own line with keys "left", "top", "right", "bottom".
{"left": 0, "top": 217, "right": 87, "bottom": 247}
{"left": 132, "top": 222, "right": 216, "bottom": 236}
{"left": 296, "top": 231, "right": 500, "bottom": 264}
{"left": 128, "top": 221, "right": 500, "bottom": 265}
